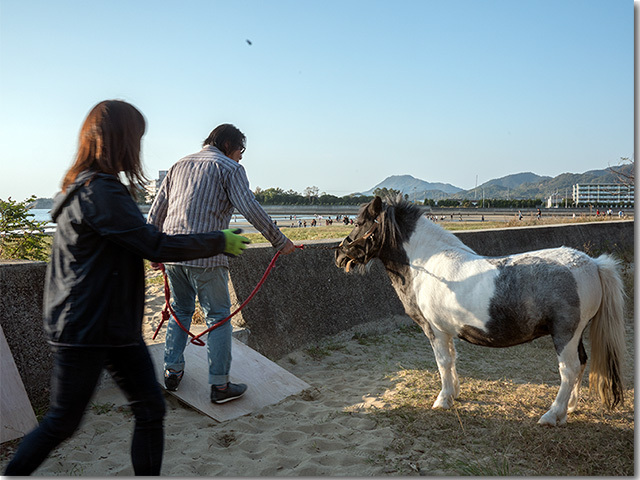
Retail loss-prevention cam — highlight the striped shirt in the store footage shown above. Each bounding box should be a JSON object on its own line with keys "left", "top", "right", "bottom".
{"left": 147, "top": 145, "right": 287, "bottom": 268}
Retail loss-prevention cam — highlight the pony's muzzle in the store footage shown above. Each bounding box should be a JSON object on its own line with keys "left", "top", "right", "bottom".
{"left": 334, "top": 245, "right": 353, "bottom": 271}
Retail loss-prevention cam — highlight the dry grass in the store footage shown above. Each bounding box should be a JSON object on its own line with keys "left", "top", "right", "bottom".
{"left": 244, "top": 225, "right": 353, "bottom": 243}
{"left": 363, "top": 327, "right": 634, "bottom": 475}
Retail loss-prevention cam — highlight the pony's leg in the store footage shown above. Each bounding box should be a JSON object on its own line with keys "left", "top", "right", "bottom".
{"left": 539, "top": 336, "right": 582, "bottom": 426}
{"left": 448, "top": 337, "right": 460, "bottom": 398}
{"left": 423, "top": 326, "right": 458, "bottom": 409}
{"left": 567, "top": 339, "right": 588, "bottom": 413}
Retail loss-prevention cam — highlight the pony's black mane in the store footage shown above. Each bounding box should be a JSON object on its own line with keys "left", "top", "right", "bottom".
{"left": 360, "top": 195, "right": 423, "bottom": 253}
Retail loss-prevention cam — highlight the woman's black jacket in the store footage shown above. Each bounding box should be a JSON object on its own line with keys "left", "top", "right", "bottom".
{"left": 44, "top": 170, "right": 226, "bottom": 347}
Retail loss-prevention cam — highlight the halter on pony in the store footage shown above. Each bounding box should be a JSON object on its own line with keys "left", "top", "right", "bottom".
{"left": 337, "top": 218, "right": 380, "bottom": 272}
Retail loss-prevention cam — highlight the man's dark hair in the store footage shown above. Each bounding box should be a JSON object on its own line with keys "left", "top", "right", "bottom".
{"left": 203, "top": 124, "right": 246, "bottom": 156}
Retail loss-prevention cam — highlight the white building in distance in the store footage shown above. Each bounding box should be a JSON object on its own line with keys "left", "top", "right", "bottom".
{"left": 572, "top": 183, "right": 634, "bottom": 207}
{"left": 145, "top": 170, "right": 168, "bottom": 204}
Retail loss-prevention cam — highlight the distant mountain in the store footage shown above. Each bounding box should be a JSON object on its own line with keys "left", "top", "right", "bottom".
{"left": 359, "top": 164, "right": 633, "bottom": 201}
{"left": 29, "top": 197, "right": 54, "bottom": 209}
{"left": 358, "top": 174, "right": 463, "bottom": 200}
{"left": 460, "top": 165, "right": 634, "bottom": 200}
{"left": 481, "top": 172, "right": 551, "bottom": 189}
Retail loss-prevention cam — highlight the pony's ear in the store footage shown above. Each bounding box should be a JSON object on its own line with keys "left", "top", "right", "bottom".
{"left": 368, "top": 196, "right": 383, "bottom": 218}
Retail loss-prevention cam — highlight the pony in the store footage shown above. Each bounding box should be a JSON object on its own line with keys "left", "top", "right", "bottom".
{"left": 334, "top": 196, "right": 626, "bottom": 426}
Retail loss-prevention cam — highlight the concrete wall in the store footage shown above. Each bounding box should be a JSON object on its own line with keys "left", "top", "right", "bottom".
{"left": 0, "top": 260, "right": 51, "bottom": 413}
{"left": 0, "top": 220, "right": 633, "bottom": 410}
{"left": 454, "top": 220, "right": 634, "bottom": 257}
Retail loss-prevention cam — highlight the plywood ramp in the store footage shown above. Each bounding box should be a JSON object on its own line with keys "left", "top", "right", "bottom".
{"left": 1, "top": 324, "right": 38, "bottom": 443}
{"left": 147, "top": 339, "right": 310, "bottom": 422}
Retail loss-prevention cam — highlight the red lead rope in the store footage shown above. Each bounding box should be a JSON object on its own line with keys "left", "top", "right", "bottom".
{"left": 152, "top": 245, "right": 303, "bottom": 346}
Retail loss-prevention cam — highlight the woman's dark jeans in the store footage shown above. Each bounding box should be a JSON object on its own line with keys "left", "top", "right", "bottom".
{"left": 4, "top": 343, "right": 165, "bottom": 476}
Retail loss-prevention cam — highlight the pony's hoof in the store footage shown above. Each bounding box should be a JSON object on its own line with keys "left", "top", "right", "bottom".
{"left": 537, "top": 417, "right": 556, "bottom": 427}
{"left": 432, "top": 395, "right": 453, "bottom": 410}
{"left": 538, "top": 411, "right": 567, "bottom": 427}
{"left": 538, "top": 410, "right": 557, "bottom": 426}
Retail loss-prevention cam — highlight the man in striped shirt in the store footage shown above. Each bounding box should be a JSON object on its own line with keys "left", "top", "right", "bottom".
{"left": 148, "top": 124, "right": 296, "bottom": 404}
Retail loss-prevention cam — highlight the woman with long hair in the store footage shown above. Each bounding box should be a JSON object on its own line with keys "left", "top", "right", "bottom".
{"left": 4, "top": 100, "right": 248, "bottom": 475}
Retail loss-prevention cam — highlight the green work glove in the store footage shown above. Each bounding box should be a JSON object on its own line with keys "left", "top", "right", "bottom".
{"left": 222, "top": 229, "right": 250, "bottom": 257}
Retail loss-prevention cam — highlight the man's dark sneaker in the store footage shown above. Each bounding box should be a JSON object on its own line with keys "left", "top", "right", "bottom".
{"left": 164, "top": 369, "right": 184, "bottom": 391}
{"left": 210, "top": 382, "right": 247, "bottom": 404}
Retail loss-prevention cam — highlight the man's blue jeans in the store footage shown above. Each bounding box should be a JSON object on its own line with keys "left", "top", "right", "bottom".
{"left": 163, "top": 264, "right": 232, "bottom": 386}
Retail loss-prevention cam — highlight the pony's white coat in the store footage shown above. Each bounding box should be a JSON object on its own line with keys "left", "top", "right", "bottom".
{"left": 405, "top": 220, "right": 498, "bottom": 334}
{"left": 405, "top": 219, "right": 603, "bottom": 338}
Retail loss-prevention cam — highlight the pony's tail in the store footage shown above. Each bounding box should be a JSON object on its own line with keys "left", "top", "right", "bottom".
{"left": 588, "top": 254, "right": 626, "bottom": 410}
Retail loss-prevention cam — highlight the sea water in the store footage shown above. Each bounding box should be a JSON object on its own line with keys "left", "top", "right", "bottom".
{"left": 30, "top": 209, "right": 52, "bottom": 223}
{"left": 27, "top": 209, "right": 56, "bottom": 233}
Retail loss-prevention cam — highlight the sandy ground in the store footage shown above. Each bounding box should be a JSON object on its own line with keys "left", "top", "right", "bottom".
{"left": 1, "top": 279, "right": 422, "bottom": 476}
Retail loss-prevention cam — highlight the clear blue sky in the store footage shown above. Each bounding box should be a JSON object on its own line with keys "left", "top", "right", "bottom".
{"left": 0, "top": 0, "right": 634, "bottom": 201}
